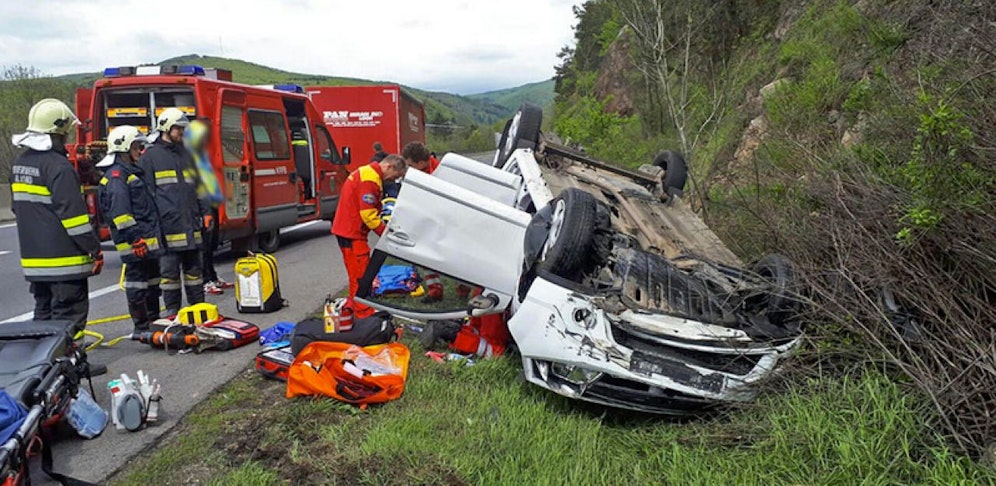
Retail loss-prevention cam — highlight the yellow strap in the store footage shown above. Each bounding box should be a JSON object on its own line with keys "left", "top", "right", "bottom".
{"left": 11, "top": 182, "right": 52, "bottom": 196}
{"left": 21, "top": 255, "right": 92, "bottom": 268}
{"left": 112, "top": 214, "right": 136, "bottom": 226}
{"left": 61, "top": 214, "right": 91, "bottom": 229}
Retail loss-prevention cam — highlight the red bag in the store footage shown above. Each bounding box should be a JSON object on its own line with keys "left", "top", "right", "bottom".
{"left": 255, "top": 346, "right": 294, "bottom": 381}
{"left": 286, "top": 341, "right": 410, "bottom": 406}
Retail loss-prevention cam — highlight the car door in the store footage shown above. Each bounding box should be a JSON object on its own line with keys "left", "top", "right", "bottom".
{"left": 355, "top": 169, "right": 532, "bottom": 321}
{"left": 431, "top": 153, "right": 523, "bottom": 207}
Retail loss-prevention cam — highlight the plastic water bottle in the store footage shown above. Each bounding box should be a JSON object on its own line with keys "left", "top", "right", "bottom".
{"left": 66, "top": 389, "right": 108, "bottom": 439}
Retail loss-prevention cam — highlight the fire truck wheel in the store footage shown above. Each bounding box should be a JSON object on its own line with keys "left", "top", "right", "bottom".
{"left": 257, "top": 230, "right": 280, "bottom": 253}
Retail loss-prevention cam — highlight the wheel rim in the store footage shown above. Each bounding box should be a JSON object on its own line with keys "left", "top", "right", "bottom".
{"left": 503, "top": 111, "right": 522, "bottom": 159}
{"left": 541, "top": 199, "right": 566, "bottom": 261}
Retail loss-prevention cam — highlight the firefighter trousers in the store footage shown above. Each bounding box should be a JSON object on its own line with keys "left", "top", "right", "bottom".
{"left": 124, "top": 258, "right": 161, "bottom": 332}
{"left": 160, "top": 249, "right": 204, "bottom": 315}
{"left": 30, "top": 279, "right": 89, "bottom": 336}
{"left": 336, "top": 236, "right": 375, "bottom": 319}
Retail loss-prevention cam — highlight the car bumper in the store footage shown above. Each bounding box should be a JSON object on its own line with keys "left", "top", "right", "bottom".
{"left": 510, "top": 277, "right": 801, "bottom": 414}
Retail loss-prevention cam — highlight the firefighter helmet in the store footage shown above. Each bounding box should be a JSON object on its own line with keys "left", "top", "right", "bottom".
{"left": 106, "top": 125, "right": 147, "bottom": 153}
{"left": 26, "top": 98, "right": 79, "bottom": 135}
{"left": 156, "top": 107, "right": 190, "bottom": 132}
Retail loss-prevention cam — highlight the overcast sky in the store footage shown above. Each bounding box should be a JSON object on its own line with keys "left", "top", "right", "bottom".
{"left": 0, "top": 0, "right": 580, "bottom": 95}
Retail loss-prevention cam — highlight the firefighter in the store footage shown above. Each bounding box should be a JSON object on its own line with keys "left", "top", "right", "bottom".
{"left": 96, "top": 125, "right": 164, "bottom": 333}
{"left": 184, "top": 119, "right": 229, "bottom": 295}
{"left": 9, "top": 98, "right": 102, "bottom": 334}
{"left": 139, "top": 107, "right": 207, "bottom": 316}
{"left": 331, "top": 154, "right": 408, "bottom": 320}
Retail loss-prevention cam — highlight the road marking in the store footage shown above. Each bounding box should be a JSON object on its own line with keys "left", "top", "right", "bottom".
{"left": 0, "top": 223, "right": 15, "bottom": 229}
{"left": 0, "top": 282, "right": 121, "bottom": 323}
{"left": 281, "top": 220, "right": 320, "bottom": 234}
{"left": 0, "top": 251, "right": 10, "bottom": 256}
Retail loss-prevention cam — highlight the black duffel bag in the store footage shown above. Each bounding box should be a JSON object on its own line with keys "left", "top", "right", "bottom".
{"left": 290, "top": 311, "right": 396, "bottom": 355}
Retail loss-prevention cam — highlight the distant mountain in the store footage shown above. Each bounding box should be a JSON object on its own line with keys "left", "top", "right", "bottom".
{"left": 55, "top": 54, "right": 551, "bottom": 129}
{"left": 468, "top": 79, "right": 556, "bottom": 113}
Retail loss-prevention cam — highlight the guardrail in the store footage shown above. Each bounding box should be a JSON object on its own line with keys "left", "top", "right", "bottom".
{"left": 0, "top": 183, "right": 13, "bottom": 222}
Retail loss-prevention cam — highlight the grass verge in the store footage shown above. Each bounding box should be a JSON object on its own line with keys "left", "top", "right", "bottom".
{"left": 109, "top": 337, "right": 995, "bottom": 485}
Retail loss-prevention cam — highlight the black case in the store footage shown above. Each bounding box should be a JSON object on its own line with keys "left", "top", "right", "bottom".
{"left": 290, "top": 312, "right": 395, "bottom": 355}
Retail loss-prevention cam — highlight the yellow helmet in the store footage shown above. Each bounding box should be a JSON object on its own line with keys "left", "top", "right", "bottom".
{"left": 106, "top": 125, "right": 147, "bottom": 153}
{"left": 156, "top": 107, "right": 190, "bottom": 132}
{"left": 26, "top": 98, "right": 79, "bottom": 135}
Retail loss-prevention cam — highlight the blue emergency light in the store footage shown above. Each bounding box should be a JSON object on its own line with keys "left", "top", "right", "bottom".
{"left": 273, "top": 84, "right": 305, "bottom": 94}
{"left": 102, "top": 65, "right": 206, "bottom": 77}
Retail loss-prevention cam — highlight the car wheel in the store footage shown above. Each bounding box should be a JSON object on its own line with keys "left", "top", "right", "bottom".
{"left": 653, "top": 150, "right": 688, "bottom": 194}
{"left": 539, "top": 188, "right": 597, "bottom": 281}
{"left": 753, "top": 253, "right": 799, "bottom": 325}
{"left": 496, "top": 103, "right": 543, "bottom": 168}
{"left": 492, "top": 118, "right": 513, "bottom": 167}
{"left": 257, "top": 230, "right": 280, "bottom": 253}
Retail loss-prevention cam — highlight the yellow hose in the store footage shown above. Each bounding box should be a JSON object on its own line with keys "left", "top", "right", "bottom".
{"left": 74, "top": 305, "right": 167, "bottom": 350}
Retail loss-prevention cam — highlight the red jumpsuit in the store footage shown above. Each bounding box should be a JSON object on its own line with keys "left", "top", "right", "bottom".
{"left": 331, "top": 162, "right": 385, "bottom": 319}
{"left": 450, "top": 313, "right": 512, "bottom": 358}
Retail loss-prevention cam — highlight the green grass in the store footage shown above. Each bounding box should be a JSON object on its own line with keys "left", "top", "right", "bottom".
{"left": 109, "top": 339, "right": 995, "bottom": 486}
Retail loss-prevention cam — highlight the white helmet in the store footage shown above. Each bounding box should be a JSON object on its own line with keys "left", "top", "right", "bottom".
{"left": 26, "top": 98, "right": 79, "bottom": 135}
{"left": 107, "top": 125, "right": 147, "bottom": 153}
{"left": 156, "top": 107, "right": 190, "bottom": 132}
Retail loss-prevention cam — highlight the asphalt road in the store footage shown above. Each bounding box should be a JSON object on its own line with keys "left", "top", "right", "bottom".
{"left": 1, "top": 220, "right": 348, "bottom": 484}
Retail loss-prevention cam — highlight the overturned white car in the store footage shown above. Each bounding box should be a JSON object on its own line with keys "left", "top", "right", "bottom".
{"left": 357, "top": 104, "right": 802, "bottom": 414}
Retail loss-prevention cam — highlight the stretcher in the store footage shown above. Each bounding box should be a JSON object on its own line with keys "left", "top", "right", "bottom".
{"left": 0, "top": 320, "right": 96, "bottom": 486}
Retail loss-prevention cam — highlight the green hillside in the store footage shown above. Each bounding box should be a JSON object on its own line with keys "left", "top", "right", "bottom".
{"left": 468, "top": 79, "right": 556, "bottom": 112}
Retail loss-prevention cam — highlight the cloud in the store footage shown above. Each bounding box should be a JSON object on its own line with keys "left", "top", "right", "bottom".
{"left": 0, "top": 0, "right": 581, "bottom": 94}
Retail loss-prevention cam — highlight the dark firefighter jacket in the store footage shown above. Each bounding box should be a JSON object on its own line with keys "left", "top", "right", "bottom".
{"left": 10, "top": 147, "right": 100, "bottom": 282}
{"left": 97, "top": 155, "right": 165, "bottom": 263}
{"left": 138, "top": 138, "right": 205, "bottom": 252}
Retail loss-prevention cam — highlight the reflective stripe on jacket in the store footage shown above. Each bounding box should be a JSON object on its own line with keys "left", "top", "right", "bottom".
{"left": 10, "top": 148, "right": 99, "bottom": 282}
{"left": 97, "top": 155, "right": 165, "bottom": 263}
{"left": 138, "top": 139, "right": 205, "bottom": 251}
{"left": 331, "top": 163, "right": 385, "bottom": 240}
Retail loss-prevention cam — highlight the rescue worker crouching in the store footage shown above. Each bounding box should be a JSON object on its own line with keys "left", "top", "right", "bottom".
{"left": 139, "top": 108, "right": 207, "bottom": 316}
{"left": 9, "top": 98, "right": 103, "bottom": 335}
{"left": 96, "top": 125, "right": 164, "bottom": 334}
{"left": 331, "top": 154, "right": 408, "bottom": 321}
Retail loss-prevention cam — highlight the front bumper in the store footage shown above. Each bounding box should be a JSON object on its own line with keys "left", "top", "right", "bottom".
{"left": 510, "top": 277, "right": 800, "bottom": 414}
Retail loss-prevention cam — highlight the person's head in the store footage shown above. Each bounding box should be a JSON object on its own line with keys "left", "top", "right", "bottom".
{"left": 26, "top": 98, "right": 79, "bottom": 145}
{"left": 156, "top": 107, "right": 190, "bottom": 144}
{"left": 373, "top": 141, "right": 384, "bottom": 153}
{"left": 105, "top": 125, "right": 147, "bottom": 163}
{"left": 401, "top": 141, "right": 431, "bottom": 172}
{"left": 184, "top": 119, "right": 210, "bottom": 152}
{"left": 378, "top": 154, "right": 408, "bottom": 182}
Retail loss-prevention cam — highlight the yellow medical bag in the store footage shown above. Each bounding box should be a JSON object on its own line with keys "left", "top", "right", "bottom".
{"left": 234, "top": 252, "right": 285, "bottom": 313}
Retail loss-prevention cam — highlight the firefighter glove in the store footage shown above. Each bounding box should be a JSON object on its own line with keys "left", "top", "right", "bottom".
{"left": 132, "top": 238, "right": 149, "bottom": 258}
{"left": 203, "top": 214, "right": 213, "bottom": 229}
{"left": 92, "top": 251, "right": 104, "bottom": 275}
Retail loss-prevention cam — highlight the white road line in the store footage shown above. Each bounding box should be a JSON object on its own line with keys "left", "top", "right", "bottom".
{"left": 0, "top": 282, "right": 121, "bottom": 323}
{"left": 281, "top": 220, "right": 321, "bottom": 234}
{"left": 0, "top": 251, "right": 10, "bottom": 256}
{"left": 0, "top": 223, "right": 16, "bottom": 229}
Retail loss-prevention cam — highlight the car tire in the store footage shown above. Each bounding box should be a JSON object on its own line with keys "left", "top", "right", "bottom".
{"left": 257, "top": 230, "right": 280, "bottom": 253}
{"left": 653, "top": 150, "right": 688, "bottom": 194}
{"left": 753, "top": 253, "right": 799, "bottom": 325}
{"left": 492, "top": 118, "right": 513, "bottom": 167}
{"left": 495, "top": 103, "right": 543, "bottom": 168}
{"left": 539, "top": 188, "right": 597, "bottom": 281}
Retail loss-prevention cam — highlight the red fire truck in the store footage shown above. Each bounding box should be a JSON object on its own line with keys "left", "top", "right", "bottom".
{"left": 305, "top": 85, "right": 425, "bottom": 172}
{"left": 70, "top": 65, "right": 352, "bottom": 252}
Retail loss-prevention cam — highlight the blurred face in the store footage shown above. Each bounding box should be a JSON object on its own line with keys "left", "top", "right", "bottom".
{"left": 126, "top": 141, "right": 143, "bottom": 162}
{"left": 406, "top": 157, "right": 431, "bottom": 173}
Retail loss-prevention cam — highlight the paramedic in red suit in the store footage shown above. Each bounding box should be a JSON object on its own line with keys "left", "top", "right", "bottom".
{"left": 331, "top": 155, "right": 408, "bottom": 319}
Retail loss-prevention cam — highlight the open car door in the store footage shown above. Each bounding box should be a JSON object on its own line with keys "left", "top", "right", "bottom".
{"left": 355, "top": 170, "right": 531, "bottom": 321}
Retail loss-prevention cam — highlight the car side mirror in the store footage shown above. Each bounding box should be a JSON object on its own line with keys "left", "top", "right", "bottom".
{"left": 339, "top": 146, "right": 351, "bottom": 165}
{"left": 467, "top": 293, "right": 500, "bottom": 316}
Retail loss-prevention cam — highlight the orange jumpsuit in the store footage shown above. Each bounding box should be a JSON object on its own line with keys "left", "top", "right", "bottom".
{"left": 331, "top": 162, "right": 385, "bottom": 319}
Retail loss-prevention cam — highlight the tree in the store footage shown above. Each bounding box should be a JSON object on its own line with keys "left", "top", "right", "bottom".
{"left": 0, "top": 65, "right": 75, "bottom": 181}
